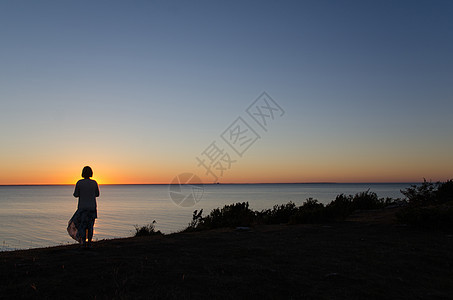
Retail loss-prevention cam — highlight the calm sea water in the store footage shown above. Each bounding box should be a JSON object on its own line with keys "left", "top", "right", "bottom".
{"left": 0, "top": 183, "right": 415, "bottom": 251}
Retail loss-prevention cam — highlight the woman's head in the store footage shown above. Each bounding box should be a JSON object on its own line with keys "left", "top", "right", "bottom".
{"left": 81, "top": 166, "right": 93, "bottom": 179}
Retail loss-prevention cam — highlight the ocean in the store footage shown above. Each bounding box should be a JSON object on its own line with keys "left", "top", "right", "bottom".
{"left": 0, "top": 183, "right": 415, "bottom": 251}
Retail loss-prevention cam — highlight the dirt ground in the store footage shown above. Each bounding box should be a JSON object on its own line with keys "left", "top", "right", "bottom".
{"left": 1, "top": 208, "right": 453, "bottom": 299}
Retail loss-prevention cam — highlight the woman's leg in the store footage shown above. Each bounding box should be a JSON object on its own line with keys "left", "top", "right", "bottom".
{"left": 88, "top": 219, "right": 95, "bottom": 244}
{"left": 78, "top": 211, "right": 90, "bottom": 247}
{"left": 79, "top": 228, "right": 87, "bottom": 247}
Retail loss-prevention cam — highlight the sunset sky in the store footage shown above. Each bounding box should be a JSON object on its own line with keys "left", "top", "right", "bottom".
{"left": 1, "top": 0, "right": 452, "bottom": 185}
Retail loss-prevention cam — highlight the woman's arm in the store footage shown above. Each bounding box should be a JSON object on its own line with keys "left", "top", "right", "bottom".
{"left": 95, "top": 182, "right": 100, "bottom": 197}
{"left": 73, "top": 182, "right": 79, "bottom": 197}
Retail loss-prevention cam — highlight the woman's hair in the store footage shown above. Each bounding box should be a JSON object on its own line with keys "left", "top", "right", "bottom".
{"left": 81, "top": 166, "right": 93, "bottom": 179}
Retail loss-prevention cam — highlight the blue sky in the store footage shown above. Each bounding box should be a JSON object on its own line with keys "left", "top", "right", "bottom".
{"left": 1, "top": 0, "right": 452, "bottom": 184}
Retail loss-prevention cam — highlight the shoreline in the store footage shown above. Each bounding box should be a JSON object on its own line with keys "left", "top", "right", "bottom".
{"left": 1, "top": 208, "right": 452, "bottom": 299}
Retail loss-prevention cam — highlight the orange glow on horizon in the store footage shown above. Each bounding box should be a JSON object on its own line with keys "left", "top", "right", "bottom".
{"left": 0, "top": 159, "right": 450, "bottom": 185}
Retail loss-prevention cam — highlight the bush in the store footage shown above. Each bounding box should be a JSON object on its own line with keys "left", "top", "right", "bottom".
{"left": 290, "top": 198, "right": 326, "bottom": 224}
{"left": 184, "top": 191, "right": 407, "bottom": 231}
{"left": 187, "top": 209, "right": 203, "bottom": 229}
{"left": 401, "top": 179, "right": 439, "bottom": 206}
{"left": 436, "top": 180, "right": 453, "bottom": 203}
{"left": 396, "top": 179, "right": 453, "bottom": 231}
{"left": 190, "top": 202, "right": 255, "bottom": 230}
{"left": 301, "top": 198, "right": 324, "bottom": 210}
{"left": 257, "top": 202, "right": 298, "bottom": 224}
{"left": 134, "top": 220, "right": 162, "bottom": 237}
{"left": 396, "top": 202, "right": 453, "bottom": 232}
{"left": 351, "top": 190, "right": 385, "bottom": 210}
{"left": 325, "top": 194, "right": 354, "bottom": 220}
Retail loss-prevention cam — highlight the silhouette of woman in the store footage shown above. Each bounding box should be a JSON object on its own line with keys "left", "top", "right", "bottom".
{"left": 67, "top": 166, "right": 100, "bottom": 248}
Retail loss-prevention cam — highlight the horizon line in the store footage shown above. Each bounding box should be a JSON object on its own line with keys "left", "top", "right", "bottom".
{"left": 0, "top": 181, "right": 422, "bottom": 187}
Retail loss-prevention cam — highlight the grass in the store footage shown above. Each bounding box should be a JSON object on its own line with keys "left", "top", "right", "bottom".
{"left": 2, "top": 209, "right": 453, "bottom": 299}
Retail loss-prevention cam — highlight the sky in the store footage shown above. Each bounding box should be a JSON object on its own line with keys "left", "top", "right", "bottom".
{"left": 0, "top": 0, "right": 452, "bottom": 185}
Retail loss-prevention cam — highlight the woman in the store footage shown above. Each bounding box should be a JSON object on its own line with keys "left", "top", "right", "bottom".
{"left": 67, "top": 166, "right": 100, "bottom": 248}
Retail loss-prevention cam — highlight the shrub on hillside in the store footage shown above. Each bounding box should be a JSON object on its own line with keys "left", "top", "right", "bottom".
{"left": 290, "top": 198, "right": 327, "bottom": 224}
{"left": 257, "top": 202, "right": 298, "bottom": 224}
{"left": 396, "top": 202, "right": 453, "bottom": 232}
{"left": 351, "top": 190, "right": 384, "bottom": 210}
{"left": 191, "top": 202, "right": 255, "bottom": 230}
{"left": 436, "top": 180, "right": 453, "bottom": 204}
{"left": 185, "top": 209, "right": 204, "bottom": 232}
{"left": 324, "top": 194, "right": 354, "bottom": 220}
{"left": 397, "top": 179, "right": 453, "bottom": 231}
{"left": 134, "top": 220, "right": 162, "bottom": 237}
{"left": 400, "top": 180, "right": 439, "bottom": 206}
{"left": 183, "top": 190, "right": 408, "bottom": 231}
